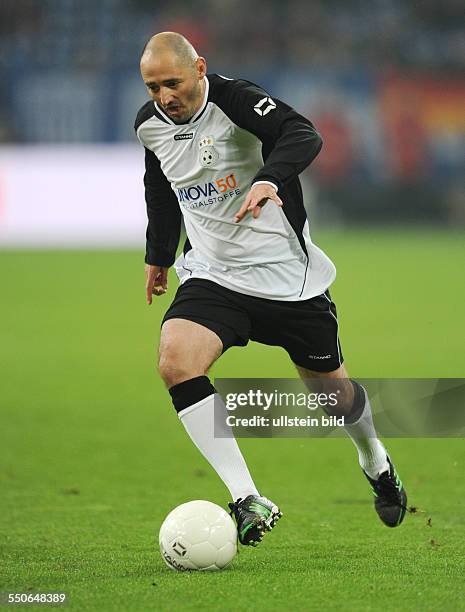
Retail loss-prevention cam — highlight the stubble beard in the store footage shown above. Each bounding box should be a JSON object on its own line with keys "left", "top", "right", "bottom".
{"left": 171, "top": 80, "right": 203, "bottom": 124}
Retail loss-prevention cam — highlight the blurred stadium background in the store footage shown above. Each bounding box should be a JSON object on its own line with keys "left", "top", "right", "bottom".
{"left": 0, "top": 0, "right": 464, "bottom": 246}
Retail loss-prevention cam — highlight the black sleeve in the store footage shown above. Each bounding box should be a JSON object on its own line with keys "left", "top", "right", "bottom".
{"left": 210, "top": 77, "right": 322, "bottom": 191}
{"left": 143, "top": 147, "right": 181, "bottom": 266}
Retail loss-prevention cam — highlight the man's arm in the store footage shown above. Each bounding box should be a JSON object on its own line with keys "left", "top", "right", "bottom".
{"left": 210, "top": 77, "right": 322, "bottom": 221}
{"left": 144, "top": 147, "right": 181, "bottom": 266}
{"left": 143, "top": 147, "right": 181, "bottom": 303}
{"left": 211, "top": 77, "right": 323, "bottom": 193}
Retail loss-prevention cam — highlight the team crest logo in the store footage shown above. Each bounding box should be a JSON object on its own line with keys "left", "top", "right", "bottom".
{"left": 198, "top": 136, "right": 220, "bottom": 167}
{"left": 253, "top": 96, "right": 276, "bottom": 116}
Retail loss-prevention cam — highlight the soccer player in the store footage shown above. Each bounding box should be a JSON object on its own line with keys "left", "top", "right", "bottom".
{"left": 135, "top": 32, "right": 408, "bottom": 546}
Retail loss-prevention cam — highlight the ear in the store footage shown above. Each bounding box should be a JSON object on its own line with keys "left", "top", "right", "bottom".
{"left": 196, "top": 57, "right": 207, "bottom": 80}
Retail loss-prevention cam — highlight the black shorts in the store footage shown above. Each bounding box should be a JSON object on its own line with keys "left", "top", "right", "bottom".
{"left": 162, "top": 279, "right": 343, "bottom": 372}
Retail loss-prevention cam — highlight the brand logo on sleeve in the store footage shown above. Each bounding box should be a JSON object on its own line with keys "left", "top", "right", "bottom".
{"left": 253, "top": 96, "right": 276, "bottom": 116}
{"left": 174, "top": 133, "right": 194, "bottom": 140}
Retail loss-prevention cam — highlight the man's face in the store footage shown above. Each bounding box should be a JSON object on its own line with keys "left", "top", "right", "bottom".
{"left": 141, "top": 53, "right": 206, "bottom": 124}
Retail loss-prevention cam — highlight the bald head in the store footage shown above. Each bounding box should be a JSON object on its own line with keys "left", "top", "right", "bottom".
{"left": 141, "top": 32, "right": 198, "bottom": 69}
{"left": 140, "top": 32, "right": 207, "bottom": 124}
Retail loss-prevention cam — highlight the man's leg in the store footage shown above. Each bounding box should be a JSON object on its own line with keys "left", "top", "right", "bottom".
{"left": 159, "top": 318, "right": 259, "bottom": 502}
{"left": 295, "top": 363, "right": 389, "bottom": 477}
{"left": 296, "top": 363, "right": 408, "bottom": 527}
{"left": 158, "top": 277, "right": 283, "bottom": 546}
{"left": 159, "top": 318, "right": 281, "bottom": 545}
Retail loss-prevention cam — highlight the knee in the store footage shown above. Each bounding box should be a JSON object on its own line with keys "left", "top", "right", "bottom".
{"left": 158, "top": 346, "right": 201, "bottom": 388}
{"left": 158, "top": 350, "right": 190, "bottom": 388}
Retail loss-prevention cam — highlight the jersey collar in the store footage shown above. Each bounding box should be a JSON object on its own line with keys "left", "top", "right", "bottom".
{"left": 154, "top": 76, "right": 209, "bottom": 126}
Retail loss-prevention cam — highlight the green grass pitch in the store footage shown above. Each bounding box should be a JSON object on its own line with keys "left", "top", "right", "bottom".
{"left": 1, "top": 229, "right": 464, "bottom": 611}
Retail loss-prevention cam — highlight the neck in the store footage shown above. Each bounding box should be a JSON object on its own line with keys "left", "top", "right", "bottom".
{"left": 191, "top": 77, "right": 206, "bottom": 117}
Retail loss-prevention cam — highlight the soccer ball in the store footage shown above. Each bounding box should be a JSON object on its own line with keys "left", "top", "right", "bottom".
{"left": 159, "top": 500, "right": 237, "bottom": 571}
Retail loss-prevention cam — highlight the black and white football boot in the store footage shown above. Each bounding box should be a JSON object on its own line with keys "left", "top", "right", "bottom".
{"left": 364, "top": 456, "right": 408, "bottom": 527}
{"left": 228, "top": 495, "right": 282, "bottom": 546}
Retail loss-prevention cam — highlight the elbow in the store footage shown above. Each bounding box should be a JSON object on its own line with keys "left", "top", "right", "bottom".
{"left": 302, "top": 121, "right": 323, "bottom": 158}
{"left": 308, "top": 131, "right": 323, "bottom": 164}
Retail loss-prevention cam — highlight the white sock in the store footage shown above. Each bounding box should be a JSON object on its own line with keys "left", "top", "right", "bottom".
{"left": 178, "top": 393, "right": 259, "bottom": 501}
{"left": 344, "top": 388, "right": 389, "bottom": 479}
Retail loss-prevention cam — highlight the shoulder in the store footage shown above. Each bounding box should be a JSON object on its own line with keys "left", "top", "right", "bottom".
{"left": 207, "top": 74, "right": 292, "bottom": 121}
{"left": 208, "top": 73, "right": 269, "bottom": 103}
{"left": 134, "top": 100, "right": 156, "bottom": 132}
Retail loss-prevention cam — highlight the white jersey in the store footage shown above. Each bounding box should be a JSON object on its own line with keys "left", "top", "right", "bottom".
{"left": 135, "top": 74, "right": 335, "bottom": 300}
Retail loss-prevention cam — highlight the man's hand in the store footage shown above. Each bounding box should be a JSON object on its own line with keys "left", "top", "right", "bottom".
{"left": 234, "top": 183, "right": 283, "bottom": 222}
{"left": 145, "top": 264, "right": 169, "bottom": 305}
